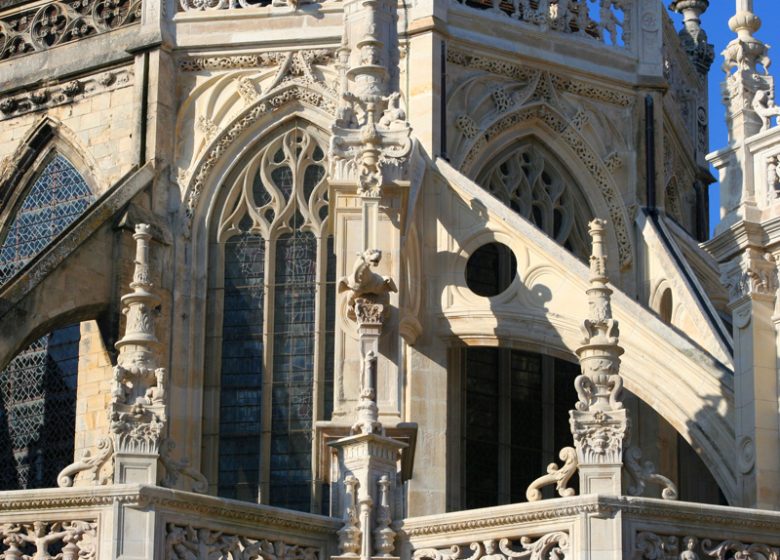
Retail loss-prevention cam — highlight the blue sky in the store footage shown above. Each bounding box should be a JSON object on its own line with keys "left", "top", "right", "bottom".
{"left": 668, "top": 2, "right": 780, "bottom": 237}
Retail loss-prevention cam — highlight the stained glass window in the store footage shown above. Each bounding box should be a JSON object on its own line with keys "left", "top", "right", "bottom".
{"left": 217, "top": 233, "right": 265, "bottom": 501}
{"left": 0, "top": 324, "right": 80, "bottom": 490}
{"left": 0, "top": 154, "right": 95, "bottom": 287}
{"left": 214, "top": 126, "right": 333, "bottom": 512}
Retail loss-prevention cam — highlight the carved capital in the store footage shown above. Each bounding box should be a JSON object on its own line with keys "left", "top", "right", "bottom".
{"left": 569, "top": 408, "right": 629, "bottom": 465}
{"left": 720, "top": 249, "right": 778, "bottom": 304}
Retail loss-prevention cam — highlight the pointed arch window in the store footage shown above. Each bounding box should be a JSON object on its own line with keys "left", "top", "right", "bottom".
{"left": 206, "top": 123, "right": 335, "bottom": 513}
{"left": 0, "top": 154, "right": 95, "bottom": 287}
{"left": 0, "top": 324, "right": 80, "bottom": 490}
{"left": 476, "top": 142, "right": 592, "bottom": 260}
{"left": 0, "top": 153, "right": 92, "bottom": 490}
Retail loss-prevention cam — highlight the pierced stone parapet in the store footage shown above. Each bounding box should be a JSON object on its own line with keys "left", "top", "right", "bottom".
{"left": 165, "top": 523, "right": 321, "bottom": 560}
{"left": 413, "top": 532, "right": 570, "bottom": 560}
{"left": 450, "top": 0, "right": 631, "bottom": 50}
{"left": 0, "top": 520, "right": 97, "bottom": 560}
{"left": 634, "top": 532, "right": 780, "bottom": 560}
{"left": 0, "top": 0, "right": 140, "bottom": 62}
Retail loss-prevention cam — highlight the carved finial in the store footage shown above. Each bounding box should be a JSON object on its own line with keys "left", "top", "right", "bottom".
{"left": 669, "top": 0, "right": 714, "bottom": 74}
{"left": 569, "top": 219, "right": 628, "bottom": 493}
{"left": 721, "top": 0, "right": 775, "bottom": 139}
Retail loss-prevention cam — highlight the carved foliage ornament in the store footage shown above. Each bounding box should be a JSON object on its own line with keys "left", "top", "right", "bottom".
{"left": 165, "top": 524, "right": 320, "bottom": 560}
{"left": 0, "top": 0, "right": 140, "bottom": 62}
{"left": 413, "top": 532, "right": 570, "bottom": 560}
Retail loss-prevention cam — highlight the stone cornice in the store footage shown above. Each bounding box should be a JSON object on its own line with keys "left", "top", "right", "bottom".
{"left": 0, "top": 485, "right": 342, "bottom": 535}
{"left": 401, "top": 495, "right": 780, "bottom": 541}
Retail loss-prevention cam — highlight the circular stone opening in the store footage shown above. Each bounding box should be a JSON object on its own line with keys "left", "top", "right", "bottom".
{"left": 465, "top": 242, "right": 518, "bottom": 297}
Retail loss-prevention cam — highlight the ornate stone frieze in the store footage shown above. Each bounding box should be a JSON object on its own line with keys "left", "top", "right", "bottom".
{"left": 525, "top": 447, "right": 578, "bottom": 502}
{"left": 165, "top": 523, "right": 320, "bottom": 560}
{"left": 0, "top": 520, "right": 97, "bottom": 560}
{"left": 0, "top": 0, "right": 140, "bottom": 62}
{"left": 635, "top": 532, "right": 780, "bottom": 560}
{"left": 446, "top": 48, "right": 633, "bottom": 108}
{"left": 413, "top": 532, "right": 569, "bottom": 560}
{"left": 720, "top": 249, "right": 778, "bottom": 303}
{"left": 0, "top": 68, "right": 133, "bottom": 121}
{"left": 182, "top": 84, "right": 337, "bottom": 237}
{"left": 624, "top": 446, "right": 678, "bottom": 501}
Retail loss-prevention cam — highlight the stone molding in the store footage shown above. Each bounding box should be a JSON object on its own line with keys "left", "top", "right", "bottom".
{"left": 0, "top": 67, "right": 133, "bottom": 121}
{"left": 178, "top": 49, "right": 335, "bottom": 73}
{"left": 0, "top": 486, "right": 342, "bottom": 534}
{"left": 0, "top": 0, "right": 140, "bottom": 63}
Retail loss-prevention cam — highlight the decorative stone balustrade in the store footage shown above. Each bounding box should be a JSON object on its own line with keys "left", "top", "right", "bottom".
{"left": 401, "top": 495, "right": 780, "bottom": 560}
{"left": 0, "top": 485, "right": 341, "bottom": 559}
{"left": 0, "top": 0, "right": 141, "bottom": 62}
{"left": 177, "top": 0, "right": 319, "bottom": 12}
{"left": 450, "top": 0, "right": 632, "bottom": 49}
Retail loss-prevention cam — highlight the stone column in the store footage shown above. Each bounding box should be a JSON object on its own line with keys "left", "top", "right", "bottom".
{"left": 721, "top": 248, "right": 780, "bottom": 508}
{"left": 570, "top": 219, "right": 629, "bottom": 496}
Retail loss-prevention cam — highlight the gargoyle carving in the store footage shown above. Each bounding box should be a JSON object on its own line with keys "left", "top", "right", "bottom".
{"left": 339, "top": 249, "right": 398, "bottom": 298}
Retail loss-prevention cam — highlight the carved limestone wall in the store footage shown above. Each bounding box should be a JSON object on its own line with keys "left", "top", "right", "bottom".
{"left": 0, "top": 66, "right": 136, "bottom": 195}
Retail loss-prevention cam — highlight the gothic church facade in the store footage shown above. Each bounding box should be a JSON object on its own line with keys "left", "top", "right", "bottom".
{"left": 1, "top": 0, "right": 780, "bottom": 557}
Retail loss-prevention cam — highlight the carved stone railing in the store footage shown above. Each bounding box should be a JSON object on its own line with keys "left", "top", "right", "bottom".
{"left": 400, "top": 495, "right": 780, "bottom": 560}
{"left": 449, "top": 0, "right": 632, "bottom": 49}
{"left": 177, "top": 0, "right": 319, "bottom": 13}
{"left": 0, "top": 0, "right": 141, "bottom": 62}
{"left": 0, "top": 485, "right": 340, "bottom": 559}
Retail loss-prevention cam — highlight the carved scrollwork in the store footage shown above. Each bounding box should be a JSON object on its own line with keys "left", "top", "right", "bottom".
{"left": 413, "top": 532, "right": 570, "bottom": 560}
{"left": 165, "top": 523, "right": 320, "bottom": 560}
{"left": 526, "top": 447, "right": 578, "bottom": 502}
{"left": 57, "top": 437, "right": 113, "bottom": 488}
{"left": 623, "top": 446, "right": 678, "bottom": 501}
{"left": 0, "top": 0, "right": 140, "bottom": 62}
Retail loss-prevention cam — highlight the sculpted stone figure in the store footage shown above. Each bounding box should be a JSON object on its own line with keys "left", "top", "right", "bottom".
{"left": 339, "top": 249, "right": 398, "bottom": 298}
